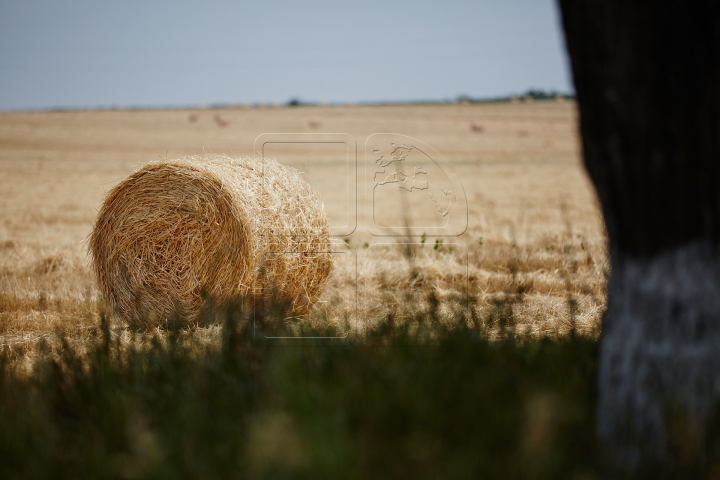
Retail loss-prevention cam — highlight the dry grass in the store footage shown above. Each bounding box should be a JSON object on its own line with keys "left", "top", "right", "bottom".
{"left": 0, "top": 100, "right": 606, "bottom": 364}
{"left": 89, "top": 155, "right": 331, "bottom": 328}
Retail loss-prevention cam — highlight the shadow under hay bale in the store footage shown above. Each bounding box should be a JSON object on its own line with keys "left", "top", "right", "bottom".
{"left": 89, "top": 154, "right": 332, "bottom": 329}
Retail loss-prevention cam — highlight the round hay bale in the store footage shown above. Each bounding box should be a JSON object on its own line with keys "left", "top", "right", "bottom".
{"left": 89, "top": 154, "right": 332, "bottom": 328}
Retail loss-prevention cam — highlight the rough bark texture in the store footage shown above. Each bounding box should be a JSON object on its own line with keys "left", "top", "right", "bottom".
{"left": 558, "top": 0, "right": 720, "bottom": 474}
{"left": 602, "top": 242, "right": 720, "bottom": 472}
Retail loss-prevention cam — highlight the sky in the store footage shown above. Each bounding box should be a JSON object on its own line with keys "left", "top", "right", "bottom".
{"left": 0, "top": 0, "right": 573, "bottom": 110}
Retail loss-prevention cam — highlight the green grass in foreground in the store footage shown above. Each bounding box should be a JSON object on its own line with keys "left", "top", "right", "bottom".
{"left": 0, "top": 304, "right": 601, "bottom": 479}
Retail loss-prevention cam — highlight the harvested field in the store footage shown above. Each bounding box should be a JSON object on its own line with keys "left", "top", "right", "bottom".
{"left": 0, "top": 101, "right": 606, "bottom": 364}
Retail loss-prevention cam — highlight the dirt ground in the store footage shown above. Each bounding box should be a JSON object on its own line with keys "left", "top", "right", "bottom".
{"left": 0, "top": 100, "right": 607, "bottom": 361}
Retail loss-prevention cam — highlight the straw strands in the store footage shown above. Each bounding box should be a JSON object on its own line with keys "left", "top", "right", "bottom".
{"left": 89, "top": 154, "right": 332, "bottom": 328}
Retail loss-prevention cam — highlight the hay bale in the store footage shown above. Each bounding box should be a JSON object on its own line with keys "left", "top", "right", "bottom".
{"left": 89, "top": 154, "right": 332, "bottom": 328}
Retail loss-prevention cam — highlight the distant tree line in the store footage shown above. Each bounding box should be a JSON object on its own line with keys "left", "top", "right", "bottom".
{"left": 457, "top": 89, "right": 575, "bottom": 104}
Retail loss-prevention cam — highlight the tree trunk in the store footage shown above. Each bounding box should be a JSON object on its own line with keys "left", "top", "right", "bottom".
{"left": 558, "top": 0, "right": 720, "bottom": 474}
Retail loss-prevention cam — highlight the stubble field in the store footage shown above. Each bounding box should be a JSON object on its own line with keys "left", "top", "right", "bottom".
{"left": 0, "top": 100, "right": 607, "bottom": 365}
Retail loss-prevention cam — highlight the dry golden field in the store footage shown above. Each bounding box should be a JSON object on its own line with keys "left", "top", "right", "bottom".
{"left": 0, "top": 101, "right": 607, "bottom": 364}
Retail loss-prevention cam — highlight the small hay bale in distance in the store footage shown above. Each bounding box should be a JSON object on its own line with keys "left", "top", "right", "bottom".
{"left": 89, "top": 154, "right": 332, "bottom": 328}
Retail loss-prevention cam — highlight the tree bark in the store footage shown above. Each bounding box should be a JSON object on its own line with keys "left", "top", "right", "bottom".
{"left": 558, "top": 0, "right": 720, "bottom": 474}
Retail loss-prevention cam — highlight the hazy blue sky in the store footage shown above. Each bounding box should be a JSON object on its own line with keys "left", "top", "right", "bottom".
{"left": 0, "top": 0, "right": 572, "bottom": 110}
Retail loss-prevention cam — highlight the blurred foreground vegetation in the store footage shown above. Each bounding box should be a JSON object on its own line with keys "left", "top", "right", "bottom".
{"left": 0, "top": 298, "right": 604, "bottom": 480}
